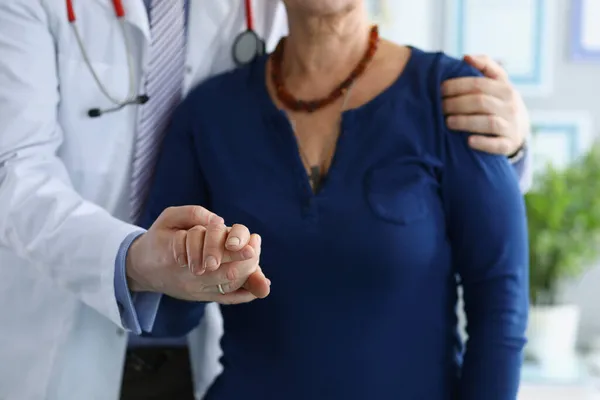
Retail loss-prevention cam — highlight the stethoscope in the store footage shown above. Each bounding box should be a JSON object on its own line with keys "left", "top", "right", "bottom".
{"left": 67, "top": 0, "right": 148, "bottom": 118}
{"left": 66, "top": 0, "right": 265, "bottom": 118}
{"left": 232, "top": 0, "right": 266, "bottom": 66}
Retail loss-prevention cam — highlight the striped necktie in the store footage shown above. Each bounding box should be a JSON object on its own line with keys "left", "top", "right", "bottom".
{"left": 130, "top": 0, "right": 186, "bottom": 223}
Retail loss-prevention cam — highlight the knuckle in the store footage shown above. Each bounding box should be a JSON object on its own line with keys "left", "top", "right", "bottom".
{"left": 173, "top": 232, "right": 186, "bottom": 256}
{"left": 489, "top": 115, "right": 507, "bottom": 134}
{"left": 163, "top": 206, "right": 176, "bottom": 219}
{"left": 472, "top": 78, "right": 484, "bottom": 92}
{"left": 190, "top": 206, "right": 201, "bottom": 221}
{"left": 498, "top": 117, "right": 510, "bottom": 133}
{"left": 506, "top": 94, "right": 520, "bottom": 115}
{"left": 503, "top": 84, "right": 517, "bottom": 99}
{"left": 174, "top": 245, "right": 186, "bottom": 259}
{"left": 451, "top": 115, "right": 465, "bottom": 129}
{"left": 226, "top": 266, "right": 238, "bottom": 282}
{"left": 476, "top": 95, "right": 488, "bottom": 110}
{"left": 172, "top": 230, "right": 184, "bottom": 245}
{"left": 208, "top": 222, "right": 227, "bottom": 234}
{"left": 507, "top": 102, "right": 520, "bottom": 118}
{"left": 487, "top": 115, "right": 498, "bottom": 132}
{"left": 188, "top": 225, "right": 205, "bottom": 233}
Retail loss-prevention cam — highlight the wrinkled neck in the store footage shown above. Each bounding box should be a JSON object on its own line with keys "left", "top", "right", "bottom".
{"left": 282, "top": 5, "right": 371, "bottom": 79}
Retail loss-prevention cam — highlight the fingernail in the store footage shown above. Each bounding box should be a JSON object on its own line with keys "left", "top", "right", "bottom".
{"left": 267, "top": 279, "right": 272, "bottom": 286}
{"left": 447, "top": 116, "right": 457, "bottom": 127}
{"left": 178, "top": 257, "right": 186, "bottom": 268}
{"left": 205, "top": 256, "right": 218, "bottom": 270}
{"left": 189, "top": 263, "right": 194, "bottom": 274}
{"left": 242, "top": 247, "right": 254, "bottom": 259}
{"left": 226, "top": 237, "right": 240, "bottom": 248}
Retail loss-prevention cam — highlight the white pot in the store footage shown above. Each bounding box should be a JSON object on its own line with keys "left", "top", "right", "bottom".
{"left": 526, "top": 304, "right": 581, "bottom": 374}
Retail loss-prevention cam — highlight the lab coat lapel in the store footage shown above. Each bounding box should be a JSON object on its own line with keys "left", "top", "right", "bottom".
{"left": 121, "top": 0, "right": 151, "bottom": 40}
{"left": 184, "top": 0, "right": 237, "bottom": 91}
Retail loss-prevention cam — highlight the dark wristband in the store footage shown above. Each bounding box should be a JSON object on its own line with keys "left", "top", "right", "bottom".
{"left": 507, "top": 143, "right": 527, "bottom": 164}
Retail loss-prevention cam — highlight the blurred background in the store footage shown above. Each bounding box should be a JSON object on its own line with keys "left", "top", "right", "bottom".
{"left": 367, "top": 0, "right": 600, "bottom": 398}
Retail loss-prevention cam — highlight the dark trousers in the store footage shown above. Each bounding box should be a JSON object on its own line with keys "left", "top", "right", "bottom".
{"left": 120, "top": 347, "right": 195, "bottom": 400}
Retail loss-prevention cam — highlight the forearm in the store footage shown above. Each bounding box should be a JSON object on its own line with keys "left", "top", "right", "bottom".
{"left": 458, "top": 283, "right": 528, "bottom": 399}
{"left": 439, "top": 61, "right": 529, "bottom": 398}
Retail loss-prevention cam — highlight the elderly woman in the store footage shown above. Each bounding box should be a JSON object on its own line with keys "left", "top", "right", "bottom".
{"left": 140, "top": 0, "right": 529, "bottom": 399}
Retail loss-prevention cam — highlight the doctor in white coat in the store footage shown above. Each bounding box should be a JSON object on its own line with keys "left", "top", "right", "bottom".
{"left": 0, "top": 0, "right": 531, "bottom": 399}
{"left": 0, "top": 1, "right": 282, "bottom": 400}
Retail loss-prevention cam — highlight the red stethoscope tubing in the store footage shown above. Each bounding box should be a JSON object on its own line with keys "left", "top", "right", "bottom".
{"left": 66, "top": 0, "right": 125, "bottom": 23}
{"left": 67, "top": 0, "right": 252, "bottom": 30}
{"left": 245, "top": 0, "right": 255, "bottom": 31}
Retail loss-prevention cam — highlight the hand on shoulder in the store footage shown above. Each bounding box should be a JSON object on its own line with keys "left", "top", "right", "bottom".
{"left": 441, "top": 54, "right": 530, "bottom": 156}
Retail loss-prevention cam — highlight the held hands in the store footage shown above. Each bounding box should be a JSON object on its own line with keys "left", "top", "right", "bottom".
{"left": 126, "top": 206, "right": 271, "bottom": 304}
{"left": 441, "top": 55, "right": 530, "bottom": 156}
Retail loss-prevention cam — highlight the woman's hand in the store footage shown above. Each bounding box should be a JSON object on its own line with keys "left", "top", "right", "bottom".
{"left": 441, "top": 54, "right": 530, "bottom": 156}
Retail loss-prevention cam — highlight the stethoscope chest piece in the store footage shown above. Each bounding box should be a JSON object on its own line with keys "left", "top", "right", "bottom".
{"left": 232, "top": 29, "right": 266, "bottom": 66}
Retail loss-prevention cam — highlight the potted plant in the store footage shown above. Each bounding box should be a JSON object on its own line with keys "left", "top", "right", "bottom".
{"left": 525, "top": 142, "right": 600, "bottom": 371}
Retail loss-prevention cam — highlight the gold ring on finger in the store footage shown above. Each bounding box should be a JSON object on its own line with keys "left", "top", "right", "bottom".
{"left": 217, "top": 284, "right": 225, "bottom": 295}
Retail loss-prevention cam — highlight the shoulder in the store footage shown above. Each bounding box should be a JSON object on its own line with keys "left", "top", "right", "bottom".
{"left": 184, "top": 63, "right": 256, "bottom": 109}
{"left": 397, "top": 49, "right": 494, "bottom": 164}
{"left": 180, "top": 57, "right": 266, "bottom": 121}
{"left": 406, "top": 47, "right": 484, "bottom": 87}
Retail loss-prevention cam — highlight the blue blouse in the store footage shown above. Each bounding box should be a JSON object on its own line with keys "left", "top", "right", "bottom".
{"left": 140, "top": 48, "right": 529, "bottom": 400}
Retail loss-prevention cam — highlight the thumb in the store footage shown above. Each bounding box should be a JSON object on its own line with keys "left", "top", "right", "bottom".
{"left": 156, "top": 206, "right": 224, "bottom": 230}
{"left": 463, "top": 54, "right": 508, "bottom": 81}
{"left": 242, "top": 267, "right": 271, "bottom": 299}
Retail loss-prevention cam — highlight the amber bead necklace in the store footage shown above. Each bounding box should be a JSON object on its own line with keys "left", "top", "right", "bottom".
{"left": 270, "top": 25, "right": 380, "bottom": 113}
{"left": 273, "top": 26, "right": 380, "bottom": 192}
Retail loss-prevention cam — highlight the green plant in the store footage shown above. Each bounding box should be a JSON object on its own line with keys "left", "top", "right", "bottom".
{"left": 525, "top": 142, "right": 600, "bottom": 305}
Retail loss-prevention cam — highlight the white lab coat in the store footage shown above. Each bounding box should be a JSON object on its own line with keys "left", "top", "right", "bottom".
{"left": 0, "top": 1, "right": 287, "bottom": 399}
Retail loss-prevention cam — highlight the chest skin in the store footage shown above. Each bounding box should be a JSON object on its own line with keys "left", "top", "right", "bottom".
{"left": 265, "top": 41, "right": 412, "bottom": 192}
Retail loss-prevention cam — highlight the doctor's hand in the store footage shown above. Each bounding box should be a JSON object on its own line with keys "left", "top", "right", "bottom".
{"left": 441, "top": 54, "right": 530, "bottom": 156}
{"left": 126, "top": 206, "right": 270, "bottom": 303}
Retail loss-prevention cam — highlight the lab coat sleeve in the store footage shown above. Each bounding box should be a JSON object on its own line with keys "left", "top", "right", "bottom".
{"left": 0, "top": 0, "right": 140, "bottom": 328}
{"left": 510, "top": 146, "right": 533, "bottom": 194}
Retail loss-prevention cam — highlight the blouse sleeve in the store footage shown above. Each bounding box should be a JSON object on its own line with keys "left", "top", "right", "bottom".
{"left": 439, "top": 60, "right": 529, "bottom": 400}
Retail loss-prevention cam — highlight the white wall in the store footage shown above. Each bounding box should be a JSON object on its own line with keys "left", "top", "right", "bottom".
{"left": 519, "top": 0, "right": 600, "bottom": 347}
